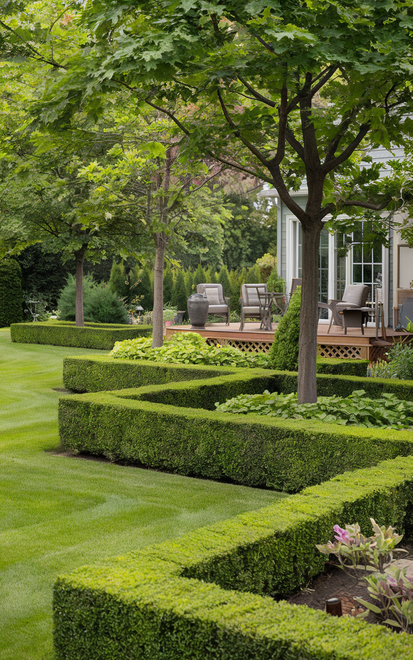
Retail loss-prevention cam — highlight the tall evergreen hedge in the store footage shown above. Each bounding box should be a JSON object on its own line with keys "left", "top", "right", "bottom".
{"left": 268, "top": 286, "right": 301, "bottom": 370}
{"left": 0, "top": 259, "right": 23, "bottom": 327}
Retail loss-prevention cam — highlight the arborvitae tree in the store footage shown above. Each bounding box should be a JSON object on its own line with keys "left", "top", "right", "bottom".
{"left": 268, "top": 287, "right": 301, "bottom": 371}
{"left": 245, "top": 265, "right": 261, "bottom": 283}
{"left": 163, "top": 265, "right": 174, "bottom": 305}
{"left": 193, "top": 264, "right": 206, "bottom": 289}
{"left": 109, "top": 259, "right": 139, "bottom": 305}
{"left": 218, "top": 266, "right": 231, "bottom": 298}
{"left": 171, "top": 269, "right": 188, "bottom": 311}
{"left": 205, "top": 267, "right": 218, "bottom": 284}
{"left": 229, "top": 269, "right": 242, "bottom": 315}
{"left": 109, "top": 260, "right": 125, "bottom": 298}
{"left": 0, "top": 259, "right": 23, "bottom": 327}
{"left": 137, "top": 267, "right": 153, "bottom": 311}
{"left": 184, "top": 269, "right": 194, "bottom": 298}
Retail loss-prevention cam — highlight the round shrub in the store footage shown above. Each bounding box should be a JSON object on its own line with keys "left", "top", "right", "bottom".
{"left": 58, "top": 275, "right": 128, "bottom": 324}
{"left": 0, "top": 259, "right": 23, "bottom": 327}
{"left": 268, "top": 286, "right": 301, "bottom": 371}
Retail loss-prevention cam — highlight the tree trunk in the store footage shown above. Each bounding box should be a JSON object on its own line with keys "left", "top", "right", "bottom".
{"left": 297, "top": 223, "right": 322, "bottom": 403}
{"left": 75, "top": 245, "right": 86, "bottom": 327}
{"left": 152, "top": 234, "right": 166, "bottom": 347}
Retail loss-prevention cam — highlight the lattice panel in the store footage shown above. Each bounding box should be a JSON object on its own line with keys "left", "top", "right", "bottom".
{"left": 206, "top": 338, "right": 273, "bottom": 353}
{"left": 369, "top": 345, "right": 390, "bottom": 364}
{"left": 317, "top": 344, "right": 363, "bottom": 360}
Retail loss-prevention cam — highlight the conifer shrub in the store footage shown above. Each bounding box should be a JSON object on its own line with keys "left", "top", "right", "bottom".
{"left": 268, "top": 286, "right": 301, "bottom": 370}
{"left": 163, "top": 266, "right": 174, "bottom": 305}
{"left": 218, "top": 266, "right": 231, "bottom": 297}
{"left": 171, "top": 270, "right": 188, "bottom": 311}
{"left": 137, "top": 267, "right": 153, "bottom": 311}
{"left": 58, "top": 275, "right": 128, "bottom": 324}
{"left": 193, "top": 263, "right": 206, "bottom": 288}
{"left": 0, "top": 258, "right": 23, "bottom": 327}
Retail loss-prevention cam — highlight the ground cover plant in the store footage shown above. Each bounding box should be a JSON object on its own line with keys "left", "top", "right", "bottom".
{"left": 216, "top": 389, "right": 413, "bottom": 430}
{"left": 0, "top": 330, "right": 279, "bottom": 660}
{"left": 370, "top": 341, "right": 413, "bottom": 381}
{"left": 110, "top": 331, "right": 269, "bottom": 368}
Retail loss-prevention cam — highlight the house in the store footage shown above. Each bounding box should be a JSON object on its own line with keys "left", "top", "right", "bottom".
{"left": 259, "top": 146, "right": 413, "bottom": 328}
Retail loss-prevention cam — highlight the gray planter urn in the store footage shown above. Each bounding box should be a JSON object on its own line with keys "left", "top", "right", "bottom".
{"left": 187, "top": 293, "right": 209, "bottom": 329}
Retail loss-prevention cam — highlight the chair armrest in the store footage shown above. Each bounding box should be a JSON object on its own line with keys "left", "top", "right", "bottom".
{"left": 224, "top": 297, "right": 230, "bottom": 305}
{"left": 318, "top": 302, "right": 332, "bottom": 310}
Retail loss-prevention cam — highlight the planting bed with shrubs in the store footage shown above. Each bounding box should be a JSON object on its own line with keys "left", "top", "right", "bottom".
{"left": 54, "top": 454, "right": 413, "bottom": 659}
{"left": 54, "top": 344, "right": 413, "bottom": 658}
{"left": 60, "top": 354, "right": 413, "bottom": 492}
{"left": 10, "top": 320, "right": 152, "bottom": 349}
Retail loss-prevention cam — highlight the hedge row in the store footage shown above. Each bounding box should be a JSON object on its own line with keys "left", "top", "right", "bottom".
{"left": 63, "top": 356, "right": 236, "bottom": 393}
{"left": 10, "top": 321, "right": 152, "bottom": 350}
{"left": 59, "top": 370, "right": 413, "bottom": 492}
{"left": 63, "top": 355, "right": 413, "bottom": 402}
{"left": 54, "top": 455, "right": 413, "bottom": 660}
{"left": 316, "top": 356, "right": 369, "bottom": 376}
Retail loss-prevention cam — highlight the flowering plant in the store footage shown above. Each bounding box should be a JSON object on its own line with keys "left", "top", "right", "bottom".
{"left": 355, "top": 567, "right": 413, "bottom": 633}
{"left": 316, "top": 519, "right": 405, "bottom": 573}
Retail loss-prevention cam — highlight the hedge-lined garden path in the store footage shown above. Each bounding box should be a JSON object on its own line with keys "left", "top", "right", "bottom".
{"left": 0, "top": 329, "right": 285, "bottom": 660}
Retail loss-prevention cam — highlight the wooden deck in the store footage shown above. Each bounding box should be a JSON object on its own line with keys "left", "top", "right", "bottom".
{"left": 165, "top": 321, "right": 411, "bottom": 361}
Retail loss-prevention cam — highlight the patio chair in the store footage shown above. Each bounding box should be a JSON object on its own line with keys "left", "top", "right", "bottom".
{"left": 318, "top": 284, "right": 370, "bottom": 333}
{"left": 196, "top": 283, "right": 230, "bottom": 325}
{"left": 239, "top": 283, "right": 268, "bottom": 330}
{"left": 397, "top": 299, "right": 413, "bottom": 331}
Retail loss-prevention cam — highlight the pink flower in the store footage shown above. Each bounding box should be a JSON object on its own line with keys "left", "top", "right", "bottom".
{"left": 333, "top": 525, "right": 350, "bottom": 544}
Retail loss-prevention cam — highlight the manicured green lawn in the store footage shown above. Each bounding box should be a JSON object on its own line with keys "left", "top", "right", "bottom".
{"left": 0, "top": 329, "right": 285, "bottom": 660}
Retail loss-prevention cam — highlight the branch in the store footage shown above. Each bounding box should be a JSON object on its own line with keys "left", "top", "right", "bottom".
{"left": 340, "top": 199, "right": 389, "bottom": 211}
{"left": 216, "top": 88, "right": 270, "bottom": 167}
{"left": 0, "top": 20, "right": 66, "bottom": 69}
{"left": 285, "top": 125, "right": 305, "bottom": 161}
{"left": 268, "top": 83, "right": 288, "bottom": 168}
{"left": 323, "top": 108, "right": 359, "bottom": 164}
{"left": 237, "top": 76, "right": 276, "bottom": 107}
{"left": 322, "top": 122, "right": 371, "bottom": 174}
{"left": 310, "top": 66, "right": 338, "bottom": 98}
{"left": 270, "top": 165, "right": 308, "bottom": 224}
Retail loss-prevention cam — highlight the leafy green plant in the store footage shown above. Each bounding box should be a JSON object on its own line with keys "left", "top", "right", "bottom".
{"left": 370, "top": 341, "right": 413, "bottom": 380}
{"left": 58, "top": 275, "right": 128, "bottom": 324}
{"left": 110, "top": 332, "right": 268, "bottom": 368}
{"left": 267, "top": 287, "right": 300, "bottom": 371}
{"left": 215, "top": 389, "right": 413, "bottom": 429}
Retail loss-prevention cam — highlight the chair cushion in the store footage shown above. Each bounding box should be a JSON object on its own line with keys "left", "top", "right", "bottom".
{"left": 208, "top": 305, "right": 228, "bottom": 313}
{"left": 243, "top": 306, "right": 261, "bottom": 314}
{"left": 245, "top": 285, "right": 267, "bottom": 306}
{"left": 205, "top": 287, "right": 221, "bottom": 305}
{"left": 342, "top": 285, "right": 368, "bottom": 306}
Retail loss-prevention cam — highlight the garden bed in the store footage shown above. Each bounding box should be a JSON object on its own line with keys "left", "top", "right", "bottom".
{"left": 54, "top": 456, "right": 413, "bottom": 659}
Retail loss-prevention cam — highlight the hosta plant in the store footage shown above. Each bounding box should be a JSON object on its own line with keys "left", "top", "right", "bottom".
{"left": 110, "top": 332, "right": 269, "bottom": 368}
{"left": 215, "top": 389, "right": 413, "bottom": 429}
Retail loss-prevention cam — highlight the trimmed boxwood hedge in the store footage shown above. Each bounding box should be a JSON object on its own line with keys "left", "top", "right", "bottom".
{"left": 63, "top": 355, "right": 413, "bottom": 401}
{"left": 10, "top": 321, "right": 152, "bottom": 350}
{"left": 54, "top": 455, "right": 413, "bottom": 660}
{"left": 316, "top": 356, "right": 369, "bottom": 376}
{"left": 59, "top": 368, "right": 413, "bottom": 492}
